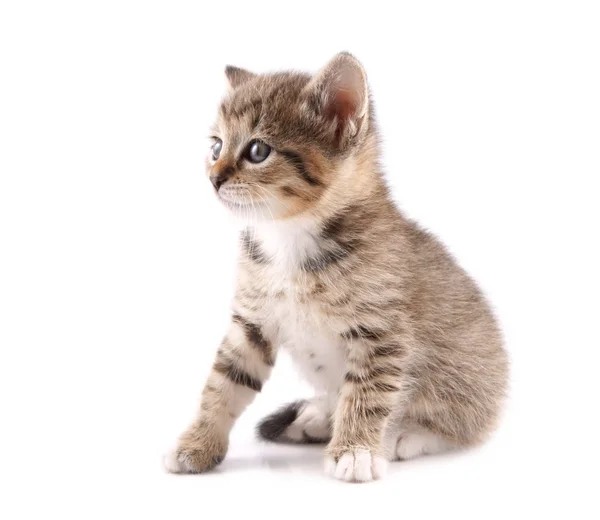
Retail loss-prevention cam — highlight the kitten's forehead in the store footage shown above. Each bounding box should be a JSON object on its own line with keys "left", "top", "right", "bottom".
{"left": 216, "top": 72, "right": 311, "bottom": 138}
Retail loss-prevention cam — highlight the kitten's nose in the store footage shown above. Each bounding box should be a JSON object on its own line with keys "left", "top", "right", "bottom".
{"left": 210, "top": 174, "right": 226, "bottom": 191}
{"left": 210, "top": 167, "right": 234, "bottom": 191}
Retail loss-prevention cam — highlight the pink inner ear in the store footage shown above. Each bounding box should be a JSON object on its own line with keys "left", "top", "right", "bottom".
{"left": 325, "top": 88, "right": 360, "bottom": 145}
{"left": 328, "top": 89, "right": 359, "bottom": 121}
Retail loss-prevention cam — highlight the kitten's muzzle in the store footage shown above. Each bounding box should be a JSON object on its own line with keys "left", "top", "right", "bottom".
{"left": 210, "top": 165, "right": 234, "bottom": 191}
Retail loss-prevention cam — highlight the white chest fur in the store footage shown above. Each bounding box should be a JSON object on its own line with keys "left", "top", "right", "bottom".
{"left": 252, "top": 219, "right": 347, "bottom": 393}
{"left": 270, "top": 294, "right": 346, "bottom": 393}
{"left": 254, "top": 217, "right": 321, "bottom": 274}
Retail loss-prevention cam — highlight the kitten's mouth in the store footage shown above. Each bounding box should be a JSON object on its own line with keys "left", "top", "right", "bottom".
{"left": 218, "top": 193, "right": 264, "bottom": 212}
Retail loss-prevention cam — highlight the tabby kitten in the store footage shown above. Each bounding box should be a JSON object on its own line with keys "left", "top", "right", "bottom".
{"left": 164, "top": 52, "right": 508, "bottom": 482}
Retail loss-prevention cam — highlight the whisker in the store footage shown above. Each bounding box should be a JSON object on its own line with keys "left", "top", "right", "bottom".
{"left": 253, "top": 190, "right": 276, "bottom": 221}
{"left": 251, "top": 184, "right": 293, "bottom": 213}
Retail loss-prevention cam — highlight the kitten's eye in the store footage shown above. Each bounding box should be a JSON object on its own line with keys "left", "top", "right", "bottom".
{"left": 246, "top": 140, "right": 271, "bottom": 163}
{"left": 211, "top": 139, "right": 223, "bottom": 161}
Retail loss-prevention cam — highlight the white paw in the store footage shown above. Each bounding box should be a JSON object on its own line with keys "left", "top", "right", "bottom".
{"left": 324, "top": 450, "right": 388, "bottom": 482}
{"left": 285, "top": 401, "right": 330, "bottom": 441}
{"left": 162, "top": 442, "right": 226, "bottom": 474}
{"left": 395, "top": 431, "right": 450, "bottom": 460}
{"left": 163, "top": 448, "right": 183, "bottom": 473}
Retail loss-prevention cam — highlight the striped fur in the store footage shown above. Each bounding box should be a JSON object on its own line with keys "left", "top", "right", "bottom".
{"left": 166, "top": 52, "right": 508, "bottom": 482}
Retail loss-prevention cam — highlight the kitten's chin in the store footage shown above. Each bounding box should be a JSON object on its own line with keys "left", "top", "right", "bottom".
{"left": 218, "top": 195, "right": 275, "bottom": 221}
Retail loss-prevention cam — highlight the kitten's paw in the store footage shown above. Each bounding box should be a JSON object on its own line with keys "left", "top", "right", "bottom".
{"left": 395, "top": 430, "right": 452, "bottom": 460}
{"left": 163, "top": 426, "right": 228, "bottom": 474}
{"left": 324, "top": 449, "right": 387, "bottom": 482}
{"left": 163, "top": 444, "right": 226, "bottom": 474}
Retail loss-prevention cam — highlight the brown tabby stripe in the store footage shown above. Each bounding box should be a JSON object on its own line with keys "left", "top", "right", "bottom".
{"left": 344, "top": 371, "right": 363, "bottom": 383}
{"left": 343, "top": 372, "right": 398, "bottom": 392}
{"left": 302, "top": 205, "right": 365, "bottom": 272}
{"left": 232, "top": 313, "right": 274, "bottom": 365}
{"left": 346, "top": 364, "right": 404, "bottom": 381}
{"left": 320, "top": 205, "right": 362, "bottom": 248}
{"left": 344, "top": 372, "right": 398, "bottom": 392}
{"left": 240, "top": 230, "right": 268, "bottom": 264}
{"left": 302, "top": 247, "right": 348, "bottom": 272}
{"left": 362, "top": 405, "right": 392, "bottom": 419}
{"left": 369, "top": 380, "right": 399, "bottom": 392}
{"left": 279, "top": 150, "right": 322, "bottom": 186}
{"left": 370, "top": 344, "right": 402, "bottom": 358}
{"left": 341, "top": 325, "right": 383, "bottom": 341}
{"left": 280, "top": 185, "right": 303, "bottom": 199}
{"left": 213, "top": 355, "right": 262, "bottom": 392}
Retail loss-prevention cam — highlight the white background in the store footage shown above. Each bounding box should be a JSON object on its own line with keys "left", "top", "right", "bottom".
{"left": 1, "top": 1, "right": 599, "bottom": 518}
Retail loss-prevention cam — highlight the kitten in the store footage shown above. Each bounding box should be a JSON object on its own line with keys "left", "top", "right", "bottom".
{"left": 164, "top": 52, "right": 508, "bottom": 482}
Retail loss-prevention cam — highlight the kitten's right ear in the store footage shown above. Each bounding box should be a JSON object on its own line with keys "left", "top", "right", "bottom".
{"left": 224, "top": 65, "right": 256, "bottom": 89}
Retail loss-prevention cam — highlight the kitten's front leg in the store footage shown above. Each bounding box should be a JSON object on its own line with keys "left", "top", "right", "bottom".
{"left": 325, "top": 327, "right": 412, "bottom": 482}
{"left": 165, "top": 313, "right": 274, "bottom": 474}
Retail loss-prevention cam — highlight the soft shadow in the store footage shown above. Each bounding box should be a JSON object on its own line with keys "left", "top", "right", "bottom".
{"left": 221, "top": 443, "right": 324, "bottom": 473}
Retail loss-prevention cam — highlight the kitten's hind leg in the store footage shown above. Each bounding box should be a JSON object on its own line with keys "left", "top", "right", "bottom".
{"left": 394, "top": 426, "right": 453, "bottom": 460}
{"left": 257, "top": 395, "right": 332, "bottom": 444}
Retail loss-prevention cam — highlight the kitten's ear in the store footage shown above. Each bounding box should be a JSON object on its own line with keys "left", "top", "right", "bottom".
{"left": 224, "top": 65, "right": 256, "bottom": 89}
{"left": 303, "top": 52, "right": 369, "bottom": 148}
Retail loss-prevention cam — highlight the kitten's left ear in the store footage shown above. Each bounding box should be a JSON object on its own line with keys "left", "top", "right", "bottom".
{"left": 302, "top": 52, "right": 370, "bottom": 148}
{"left": 225, "top": 65, "right": 256, "bottom": 89}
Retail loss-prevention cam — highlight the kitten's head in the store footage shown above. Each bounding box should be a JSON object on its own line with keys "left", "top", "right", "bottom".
{"left": 206, "top": 52, "right": 374, "bottom": 220}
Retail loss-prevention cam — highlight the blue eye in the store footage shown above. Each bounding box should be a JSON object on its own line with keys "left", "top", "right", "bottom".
{"left": 212, "top": 139, "right": 223, "bottom": 160}
{"left": 246, "top": 140, "right": 271, "bottom": 163}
